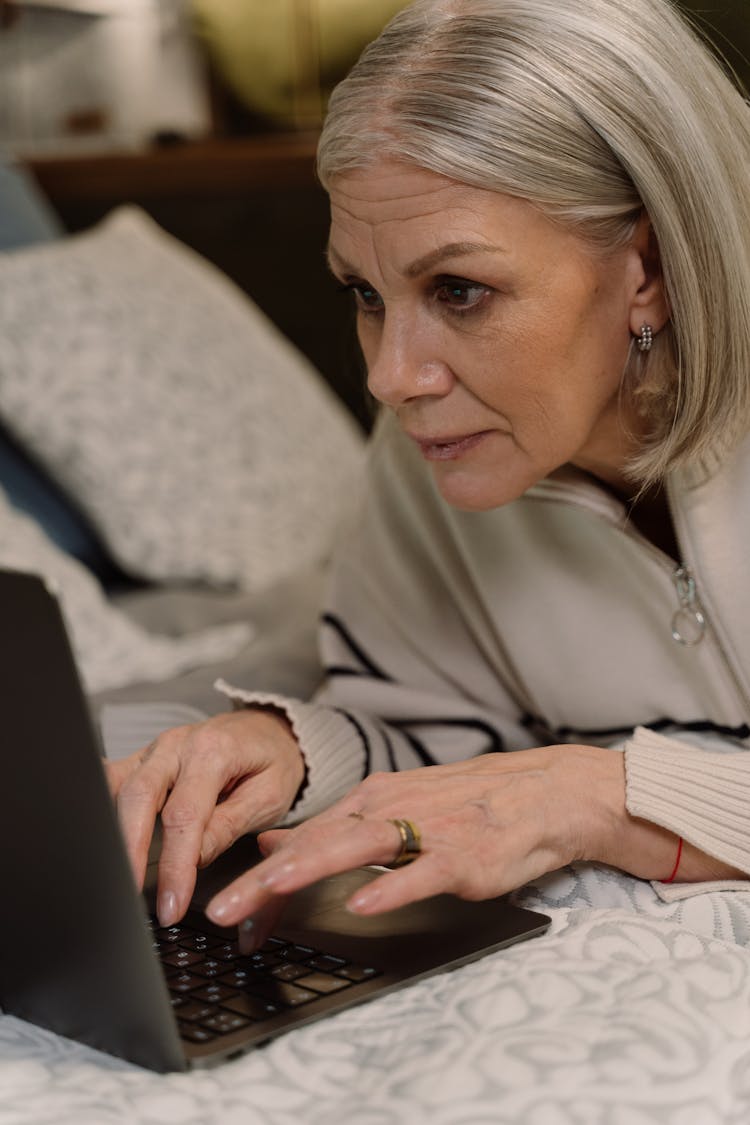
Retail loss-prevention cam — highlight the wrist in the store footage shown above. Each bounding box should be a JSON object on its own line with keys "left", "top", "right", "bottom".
{"left": 234, "top": 705, "right": 306, "bottom": 801}
{"left": 562, "top": 744, "right": 630, "bottom": 866}
{"left": 566, "top": 745, "right": 680, "bottom": 878}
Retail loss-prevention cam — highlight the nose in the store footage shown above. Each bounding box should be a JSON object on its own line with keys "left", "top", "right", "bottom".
{"left": 365, "top": 313, "right": 454, "bottom": 408}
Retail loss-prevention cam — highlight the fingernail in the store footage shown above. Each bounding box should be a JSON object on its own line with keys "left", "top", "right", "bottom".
{"left": 158, "top": 890, "right": 177, "bottom": 927}
{"left": 348, "top": 888, "right": 380, "bottom": 915}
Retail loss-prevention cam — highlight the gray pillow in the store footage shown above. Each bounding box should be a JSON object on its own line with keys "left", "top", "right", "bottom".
{"left": 0, "top": 206, "right": 365, "bottom": 593}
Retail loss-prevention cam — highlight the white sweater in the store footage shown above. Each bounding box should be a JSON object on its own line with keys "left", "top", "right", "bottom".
{"left": 221, "top": 410, "right": 750, "bottom": 895}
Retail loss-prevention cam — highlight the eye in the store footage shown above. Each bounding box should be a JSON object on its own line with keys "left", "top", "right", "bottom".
{"left": 434, "top": 277, "right": 490, "bottom": 311}
{"left": 338, "top": 280, "right": 384, "bottom": 314}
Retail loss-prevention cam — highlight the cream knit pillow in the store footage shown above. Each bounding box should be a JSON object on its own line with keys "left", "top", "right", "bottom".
{"left": 0, "top": 206, "right": 364, "bottom": 592}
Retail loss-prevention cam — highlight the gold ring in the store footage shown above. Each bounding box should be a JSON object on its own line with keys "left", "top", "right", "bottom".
{"left": 387, "top": 818, "right": 422, "bottom": 867}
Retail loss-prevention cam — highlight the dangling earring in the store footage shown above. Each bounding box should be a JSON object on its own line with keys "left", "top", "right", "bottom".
{"left": 636, "top": 324, "right": 653, "bottom": 352}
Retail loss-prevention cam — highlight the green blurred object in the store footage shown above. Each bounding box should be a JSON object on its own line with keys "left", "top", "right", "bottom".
{"left": 192, "top": 0, "right": 748, "bottom": 131}
{"left": 191, "top": 0, "right": 409, "bottom": 128}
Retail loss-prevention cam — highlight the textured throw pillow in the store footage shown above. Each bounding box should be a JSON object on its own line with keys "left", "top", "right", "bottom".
{"left": 0, "top": 206, "right": 365, "bottom": 592}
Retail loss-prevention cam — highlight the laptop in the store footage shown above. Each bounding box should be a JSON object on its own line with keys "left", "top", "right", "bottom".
{"left": 0, "top": 568, "right": 550, "bottom": 1072}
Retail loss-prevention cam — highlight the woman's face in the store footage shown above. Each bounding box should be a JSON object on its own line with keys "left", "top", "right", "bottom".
{"left": 328, "top": 162, "right": 660, "bottom": 509}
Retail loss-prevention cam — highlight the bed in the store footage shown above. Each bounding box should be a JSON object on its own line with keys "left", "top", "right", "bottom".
{"left": 2, "top": 157, "right": 750, "bottom": 1125}
{"left": 2, "top": 866, "right": 750, "bottom": 1123}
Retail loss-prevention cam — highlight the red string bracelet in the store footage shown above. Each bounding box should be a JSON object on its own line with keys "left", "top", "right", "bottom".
{"left": 663, "top": 836, "right": 683, "bottom": 883}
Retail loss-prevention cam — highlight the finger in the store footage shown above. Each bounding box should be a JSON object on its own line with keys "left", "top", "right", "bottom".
{"left": 115, "top": 745, "right": 178, "bottom": 891}
{"left": 346, "top": 852, "right": 463, "bottom": 916}
{"left": 255, "top": 828, "right": 291, "bottom": 857}
{"left": 104, "top": 747, "right": 147, "bottom": 799}
{"left": 206, "top": 817, "right": 408, "bottom": 927}
{"left": 236, "top": 897, "right": 288, "bottom": 954}
{"left": 156, "top": 753, "right": 246, "bottom": 925}
{"left": 198, "top": 773, "right": 297, "bottom": 868}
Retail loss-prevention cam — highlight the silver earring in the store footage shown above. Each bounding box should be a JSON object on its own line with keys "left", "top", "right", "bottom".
{"left": 636, "top": 324, "right": 653, "bottom": 352}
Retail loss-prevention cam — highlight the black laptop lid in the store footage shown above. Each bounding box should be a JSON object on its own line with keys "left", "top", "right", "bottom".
{"left": 0, "top": 569, "right": 185, "bottom": 1071}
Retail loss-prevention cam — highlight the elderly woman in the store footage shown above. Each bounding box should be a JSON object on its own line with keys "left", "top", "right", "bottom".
{"left": 110, "top": 0, "right": 750, "bottom": 943}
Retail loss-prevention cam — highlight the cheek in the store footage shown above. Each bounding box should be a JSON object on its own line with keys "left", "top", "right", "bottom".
{"left": 465, "top": 315, "right": 566, "bottom": 422}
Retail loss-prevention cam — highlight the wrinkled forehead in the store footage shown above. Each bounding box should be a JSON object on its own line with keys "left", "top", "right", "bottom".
{"left": 326, "top": 161, "right": 565, "bottom": 281}
{"left": 329, "top": 163, "right": 468, "bottom": 225}
{"left": 328, "top": 162, "right": 511, "bottom": 272}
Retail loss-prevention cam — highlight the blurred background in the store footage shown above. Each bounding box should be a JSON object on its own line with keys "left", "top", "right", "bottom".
{"left": 0, "top": 0, "right": 748, "bottom": 424}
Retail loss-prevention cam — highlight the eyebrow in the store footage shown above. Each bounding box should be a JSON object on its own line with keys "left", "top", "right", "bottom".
{"left": 326, "top": 240, "right": 505, "bottom": 279}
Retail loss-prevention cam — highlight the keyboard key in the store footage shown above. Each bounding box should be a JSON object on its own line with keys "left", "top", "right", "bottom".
{"left": 178, "top": 1001, "right": 219, "bottom": 1024}
{"left": 201, "top": 1011, "right": 252, "bottom": 1035}
{"left": 335, "top": 965, "right": 382, "bottom": 982}
{"left": 178, "top": 934, "right": 222, "bottom": 953}
{"left": 259, "top": 937, "right": 288, "bottom": 953}
{"left": 213, "top": 942, "right": 240, "bottom": 962}
{"left": 192, "top": 984, "right": 240, "bottom": 1004}
{"left": 192, "top": 959, "right": 225, "bottom": 978}
{"left": 282, "top": 944, "right": 318, "bottom": 962}
{"left": 178, "top": 1022, "right": 217, "bottom": 1043}
{"left": 306, "top": 954, "right": 348, "bottom": 972}
{"left": 248, "top": 981, "right": 319, "bottom": 1007}
{"left": 162, "top": 949, "right": 204, "bottom": 969}
{"left": 244, "top": 951, "right": 282, "bottom": 969}
{"left": 157, "top": 924, "right": 191, "bottom": 944}
{"left": 222, "top": 995, "right": 283, "bottom": 1021}
{"left": 271, "top": 962, "right": 310, "bottom": 982}
{"left": 296, "top": 972, "right": 353, "bottom": 994}
{"left": 169, "top": 972, "right": 206, "bottom": 993}
{"left": 218, "top": 968, "right": 253, "bottom": 990}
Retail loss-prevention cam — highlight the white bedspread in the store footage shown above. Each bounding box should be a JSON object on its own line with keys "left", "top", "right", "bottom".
{"left": 3, "top": 864, "right": 750, "bottom": 1125}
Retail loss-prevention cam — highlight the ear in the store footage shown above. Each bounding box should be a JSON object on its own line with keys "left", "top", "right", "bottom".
{"left": 627, "top": 212, "right": 670, "bottom": 337}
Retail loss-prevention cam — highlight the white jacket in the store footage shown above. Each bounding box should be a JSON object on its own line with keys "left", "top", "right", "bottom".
{"left": 222, "top": 410, "right": 750, "bottom": 894}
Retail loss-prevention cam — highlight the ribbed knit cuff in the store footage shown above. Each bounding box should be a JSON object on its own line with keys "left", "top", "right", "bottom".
{"left": 214, "top": 679, "right": 367, "bottom": 824}
{"left": 624, "top": 725, "right": 750, "bottom": 881}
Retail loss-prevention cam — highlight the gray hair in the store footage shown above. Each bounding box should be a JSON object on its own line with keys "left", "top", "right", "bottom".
{"left": 317, "top": 0, "right": 750, "bottom": 487}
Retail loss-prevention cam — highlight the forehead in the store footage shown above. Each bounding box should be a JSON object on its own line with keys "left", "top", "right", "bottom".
{"left": 329, "top": 163, "right": 471, "bottom": 219}
{"left": 327, "top": 161, "right": 569, "bottom": 269}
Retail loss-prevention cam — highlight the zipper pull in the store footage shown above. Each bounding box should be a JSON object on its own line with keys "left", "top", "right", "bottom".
{"left": 671, "top": 566, "right": 706, "bottom": 646}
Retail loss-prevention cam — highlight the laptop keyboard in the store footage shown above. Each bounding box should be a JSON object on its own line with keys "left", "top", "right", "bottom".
{"left": 149, "top": 917, "right": 383, "bottom": 1045}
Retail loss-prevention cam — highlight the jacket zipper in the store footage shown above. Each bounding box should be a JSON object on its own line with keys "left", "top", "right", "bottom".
{"left": 663, "top": 482, "right": 750, "bottom": 717}
{"left": 533, "top": 477, "right": 750, "bottom": 717}
{"left": 529, "top": 477, "right": 707, "bottom": 647}
{"left": 670, "top": 566, "right": 706, "bottom": 646}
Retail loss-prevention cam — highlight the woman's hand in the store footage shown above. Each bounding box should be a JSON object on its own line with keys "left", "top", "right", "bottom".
{"left": 205, "top": 743, "right": 650, "bottom": 942}
{"left": 106, "top": 708, "right": 305, "bottom": 927}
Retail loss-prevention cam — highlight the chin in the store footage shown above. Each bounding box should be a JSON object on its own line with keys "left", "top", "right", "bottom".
{"left": 431, "top": 466, "right": 526, "bottom": 512}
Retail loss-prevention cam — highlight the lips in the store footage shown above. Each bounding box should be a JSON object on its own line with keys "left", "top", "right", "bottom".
{"left": 407, "top": 430, "right": 493, "bottom": 461}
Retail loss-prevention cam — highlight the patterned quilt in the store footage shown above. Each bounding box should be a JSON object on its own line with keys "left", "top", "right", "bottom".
{"left": 3, "top": 863, "right": 750, "bottom": 1125}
